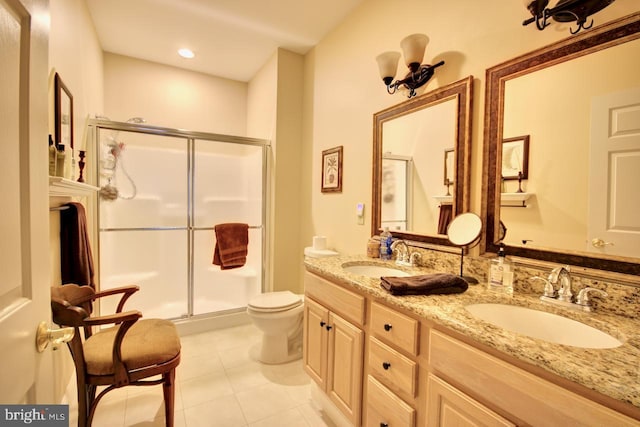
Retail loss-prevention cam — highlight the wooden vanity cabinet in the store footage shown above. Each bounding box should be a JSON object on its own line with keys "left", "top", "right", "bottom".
{"left": 303, "top": 271, "right": 640, "bottom": 427}
{"left": 428, "top": 329, "right": 640, "bottom": 427}
{"left": 304, "top": 273, "right": 365, "bottom": 426}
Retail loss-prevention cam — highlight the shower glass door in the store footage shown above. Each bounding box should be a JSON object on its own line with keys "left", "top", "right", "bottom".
{"left": 192, "top": 140, "right": 264, "bottom": 315}
{"left": 94, "top": 121, "right": 269, "bottom": 321}
{"left": 98, "top": 129, "right": 189, "bottom": 319}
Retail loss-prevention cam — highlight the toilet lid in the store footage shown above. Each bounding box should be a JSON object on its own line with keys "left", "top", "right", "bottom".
{"left": 248, "top": 291, "right": 302, "bottom": 312}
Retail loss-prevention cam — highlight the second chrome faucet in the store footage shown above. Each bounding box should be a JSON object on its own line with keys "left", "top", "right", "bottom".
{"left": 534, "top": 265, "right": 608, "bottom": 312}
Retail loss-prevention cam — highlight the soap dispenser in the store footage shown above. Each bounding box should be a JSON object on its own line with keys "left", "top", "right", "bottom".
{"left": 488, "top": 244, "right": 514, "bottom": 294}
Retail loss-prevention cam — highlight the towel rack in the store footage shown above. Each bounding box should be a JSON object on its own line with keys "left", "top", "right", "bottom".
{"left": 50, "top": 206, "right": 70, "bottom": 211}
{"left": 194, "top": 225, "right": 262, "bottom": 231}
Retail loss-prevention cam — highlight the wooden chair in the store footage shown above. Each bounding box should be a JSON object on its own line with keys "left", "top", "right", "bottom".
{"left": 51, "top": 284, "right": 181, "bottom": 427}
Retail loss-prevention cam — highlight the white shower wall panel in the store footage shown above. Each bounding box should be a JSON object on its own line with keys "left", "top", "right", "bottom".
{"left": 192, "top": 229, "right": 261, "bottom": 315}
{"left": 99, "top": 230, "right": 188, "bottom": 319}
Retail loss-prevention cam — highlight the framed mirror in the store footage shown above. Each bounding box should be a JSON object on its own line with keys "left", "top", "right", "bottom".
{"left": 54, "top": 72, "right": 73, "bottom": 149}
{"left": 372, "top": 76, "right": 473, "bottom": 245}
{"left": 481, "top": 13, "right": 640, "bottom": 275}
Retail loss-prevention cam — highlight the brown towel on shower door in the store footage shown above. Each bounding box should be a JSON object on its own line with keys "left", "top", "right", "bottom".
{"left": 213, "top": 223, "right": 249, "bottom": 270}
{"left": 60, "top": 202, "right": 95, "bottom": 288}
{"left": 437, "top": 204, "right": 453, "bottom": 235}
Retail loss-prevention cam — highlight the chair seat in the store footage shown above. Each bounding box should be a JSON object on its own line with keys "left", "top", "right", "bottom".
{"left": 84, "top": 319, "right": 181, "bottom": 376}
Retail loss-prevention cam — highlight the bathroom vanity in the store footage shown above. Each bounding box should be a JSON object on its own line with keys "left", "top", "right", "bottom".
{"left": 303, "top": 255, "right": 640, "bottom": 427}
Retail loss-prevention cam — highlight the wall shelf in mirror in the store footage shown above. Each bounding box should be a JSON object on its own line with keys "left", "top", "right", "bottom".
{"left": 481, "top": 12, "right": 640, "bottom": 276}
{"left": 49, "top": 176, "right": 98, "bottom": 198}
{"left": 500, "top": 192, "right": 532, "bottom": 208}
{"left": 433, "top": 195, "right": 454, "bottom": 205}
{"left": 372, "top": 76, "right": 474, "bottom": 245}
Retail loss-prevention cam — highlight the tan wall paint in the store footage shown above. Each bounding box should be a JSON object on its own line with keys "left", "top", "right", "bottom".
{"left": 103, "top": 53, "right": 247, "bottom": 134}
{"left": 248, "top": 49, "right": 305, "bottom": 292}
{"left": 48, "top": 0, "right": 104, "bottom": 404}
{"left": 300, "top": 0, "right": 638, "bottom": 273}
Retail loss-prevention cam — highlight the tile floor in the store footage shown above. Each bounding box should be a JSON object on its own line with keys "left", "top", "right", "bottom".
{"left": 66, "top": 324, "right": 337, "bottom": 426}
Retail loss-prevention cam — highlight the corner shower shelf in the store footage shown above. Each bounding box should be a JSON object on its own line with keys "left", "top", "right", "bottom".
{"left": 49, "top": 176, "right": 99, "bottom": 198}
{"left": 501, "top": 192, "right": 533, "bottom": 207}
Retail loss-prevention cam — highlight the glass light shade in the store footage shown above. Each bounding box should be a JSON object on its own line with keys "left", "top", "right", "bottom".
{"left": 376, "top": 51, "right": 401, "bottom": 80}
{"left": 400, "top": 34, "right": 428, "bottom": 67}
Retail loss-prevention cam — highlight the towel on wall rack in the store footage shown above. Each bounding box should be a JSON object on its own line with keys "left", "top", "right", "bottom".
{"left": 60, "top": 202, "right": 95, "bottom": 288}
{"left": 213, "top": 223, "right": 249, "bottom": 270}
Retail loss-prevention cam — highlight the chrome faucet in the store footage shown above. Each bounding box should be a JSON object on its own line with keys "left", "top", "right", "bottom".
{"left": 548, "top": 265, "right": 573, "bottom": 302}
{"left": 533, "top": 265, "right": 607, "bottom": 312}
{"left": 390, "top": 240, "right": 409, "bottom": 265}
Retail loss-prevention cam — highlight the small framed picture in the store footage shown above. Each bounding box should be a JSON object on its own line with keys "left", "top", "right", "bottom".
{"left": 443, "top": 148, "right": 455, "bottom": 185}
{"left": 502, "top": 135, "right": 529, "bottom": 180}
{"left": 54, "top": 73, "right": 74, "bottom": 149}
{"left": 321, "top": 146, "right": 343, "bottom": 193}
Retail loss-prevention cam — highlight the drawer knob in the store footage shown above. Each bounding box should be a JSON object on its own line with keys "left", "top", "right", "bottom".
{"left": 383, "top": 323, "right": 393, "bottom": 331}
{"left": 382, "top": 362, "right": 391, "bottom": 370}
{"left": 380, "top": 423, "right": 389, "bottom": 427}
{"left": 320, "top": 321, "right": 326, "bottom": 327}
{"left": 326, "top": 325, "right": 333, "bottom": 331}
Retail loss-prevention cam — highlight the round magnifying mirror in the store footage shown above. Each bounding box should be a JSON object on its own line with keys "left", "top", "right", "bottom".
{"left": 447, "top": 212, "right": 482, "bottom": 247}
{"left": 447, "top": 212, "right": 482, "bottom": 284}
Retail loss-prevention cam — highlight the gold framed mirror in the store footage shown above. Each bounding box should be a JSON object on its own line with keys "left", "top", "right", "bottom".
{"left": 481, "top": 13, "right": 640, "bottom": 275}
{"left": 372, "top": 76, "right": 473, "bottom": 245}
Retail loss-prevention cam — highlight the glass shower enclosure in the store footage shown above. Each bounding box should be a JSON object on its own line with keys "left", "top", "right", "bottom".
{"left": 88, "top": 119, "right": 269, "bottom": 320}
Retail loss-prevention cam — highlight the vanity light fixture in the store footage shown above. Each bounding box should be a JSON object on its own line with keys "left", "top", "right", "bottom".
{"left": 178, "top": 48, "right": 195, "bottom": 59}
{"left": 522, "top": 0, "right": 616, "bottom": 34}
{"left": 376, "top": 34, "right": 445, "bottom": 99}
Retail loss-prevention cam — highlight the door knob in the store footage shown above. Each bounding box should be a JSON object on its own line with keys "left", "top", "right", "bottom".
{"left": 591, "top": 238, "right": 614, "bottom": 248}
{"left": 36, "top": 322, "right": 74, "bottom": 353}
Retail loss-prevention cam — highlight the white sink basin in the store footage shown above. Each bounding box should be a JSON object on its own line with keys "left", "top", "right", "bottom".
{"left": 465, "top": 303, "right": 622, "bottom": 349}
{"left": 341, "top": 264, "right": 410, "bottom": 278}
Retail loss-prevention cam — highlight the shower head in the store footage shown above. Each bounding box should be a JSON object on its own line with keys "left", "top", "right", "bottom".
{"left": 126, "top": 117, "right": 146, "bottom": 124}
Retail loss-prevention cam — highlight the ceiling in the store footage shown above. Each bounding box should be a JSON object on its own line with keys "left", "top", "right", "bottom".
{"left": 85, "top": 0, "right": 364, "bottom": 82}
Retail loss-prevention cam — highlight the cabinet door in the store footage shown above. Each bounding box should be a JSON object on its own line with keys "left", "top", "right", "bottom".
{"left": 303, "top": 298, "right": 329, "bottom": 389}
{"left": 327, "top": 312, "right": 364, "bottom": 427}
{"left": 427, "top": 374, "right": 515, "bottom": 427}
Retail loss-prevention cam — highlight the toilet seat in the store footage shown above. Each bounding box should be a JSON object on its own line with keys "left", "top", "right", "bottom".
{"left": 248, "top": 291, "right": 302, "bottom": 313}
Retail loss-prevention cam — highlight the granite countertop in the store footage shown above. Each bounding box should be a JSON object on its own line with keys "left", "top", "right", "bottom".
{"left": 304, "top": 255, "right": 640, "bottom": 410}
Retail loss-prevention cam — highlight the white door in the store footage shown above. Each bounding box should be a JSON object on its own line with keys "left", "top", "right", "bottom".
{"left": 0, "top": 0, "right": 53, "bottom": 403}
{"left": 588, "top": 87, "right": 640, "bottom": 258}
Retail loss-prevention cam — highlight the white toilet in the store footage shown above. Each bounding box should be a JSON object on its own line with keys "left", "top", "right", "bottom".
{"left": 247, "top": 241, "right": 338, "bottom": 364}
{"left": 247, "top": 291, "right": 305, "bottom": 364}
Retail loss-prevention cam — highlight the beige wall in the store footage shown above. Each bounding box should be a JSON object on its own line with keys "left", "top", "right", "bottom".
{"left": 48, "top": 0, "right": 104, "bottom": 404}
{"left": 300, "top": 0, "right": 638, "bottom": 271}
{"left": 248, "top": 49, "right": 305, "bottom": 292}
{"left": 103, "top": 53, "right": 247, "bottom": 134}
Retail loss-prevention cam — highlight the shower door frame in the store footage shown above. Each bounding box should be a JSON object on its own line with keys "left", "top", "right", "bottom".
{"left": 88, "top": 119, "right": 271, "bottom": 320}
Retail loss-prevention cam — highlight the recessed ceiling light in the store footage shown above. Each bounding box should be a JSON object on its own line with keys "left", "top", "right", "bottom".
{"left": 178, "top": 48, "right": 195, "bottom": 59}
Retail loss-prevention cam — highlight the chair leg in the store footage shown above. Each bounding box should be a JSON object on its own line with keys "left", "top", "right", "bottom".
{"left": 163, "top": 369, "right": 176, "bottom": 427}
{"left": 76, "top": 384, "right": 88, "bottom": 427}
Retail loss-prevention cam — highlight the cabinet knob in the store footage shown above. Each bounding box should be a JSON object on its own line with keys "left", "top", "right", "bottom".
{"left": 326, "top": 325, "right": 333, "bottom": 331}
{"left": 320, "top": 321, "right": 326, "bottom": 327}
{"left": 382, "top": 362, "right": 391, "bottom": 370}
{"left": 380, "top": 423, "right": 389, "bottom": 427}
{"left": 383, "top": 323, "right": 392, "bottom": 331}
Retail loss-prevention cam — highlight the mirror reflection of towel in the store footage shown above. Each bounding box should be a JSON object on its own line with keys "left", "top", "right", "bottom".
{"left": 60, "top": 202, "right": 95, "bottom": 288}
{"left": 213, "top": 223, "right": 249, "bottom": 270}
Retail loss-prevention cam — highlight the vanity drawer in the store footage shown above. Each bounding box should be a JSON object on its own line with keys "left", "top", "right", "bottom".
{"left": 366, "top": 375, "right": 415, "bottom": 427}
{"left": 304, "top": 272, "right": 365, "bottom": 327}
{"left": 368, "top": 336, "right": 417, "bottom": 398}
{"left": 371, "top": 302, "right": 418, "bottom": 355}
